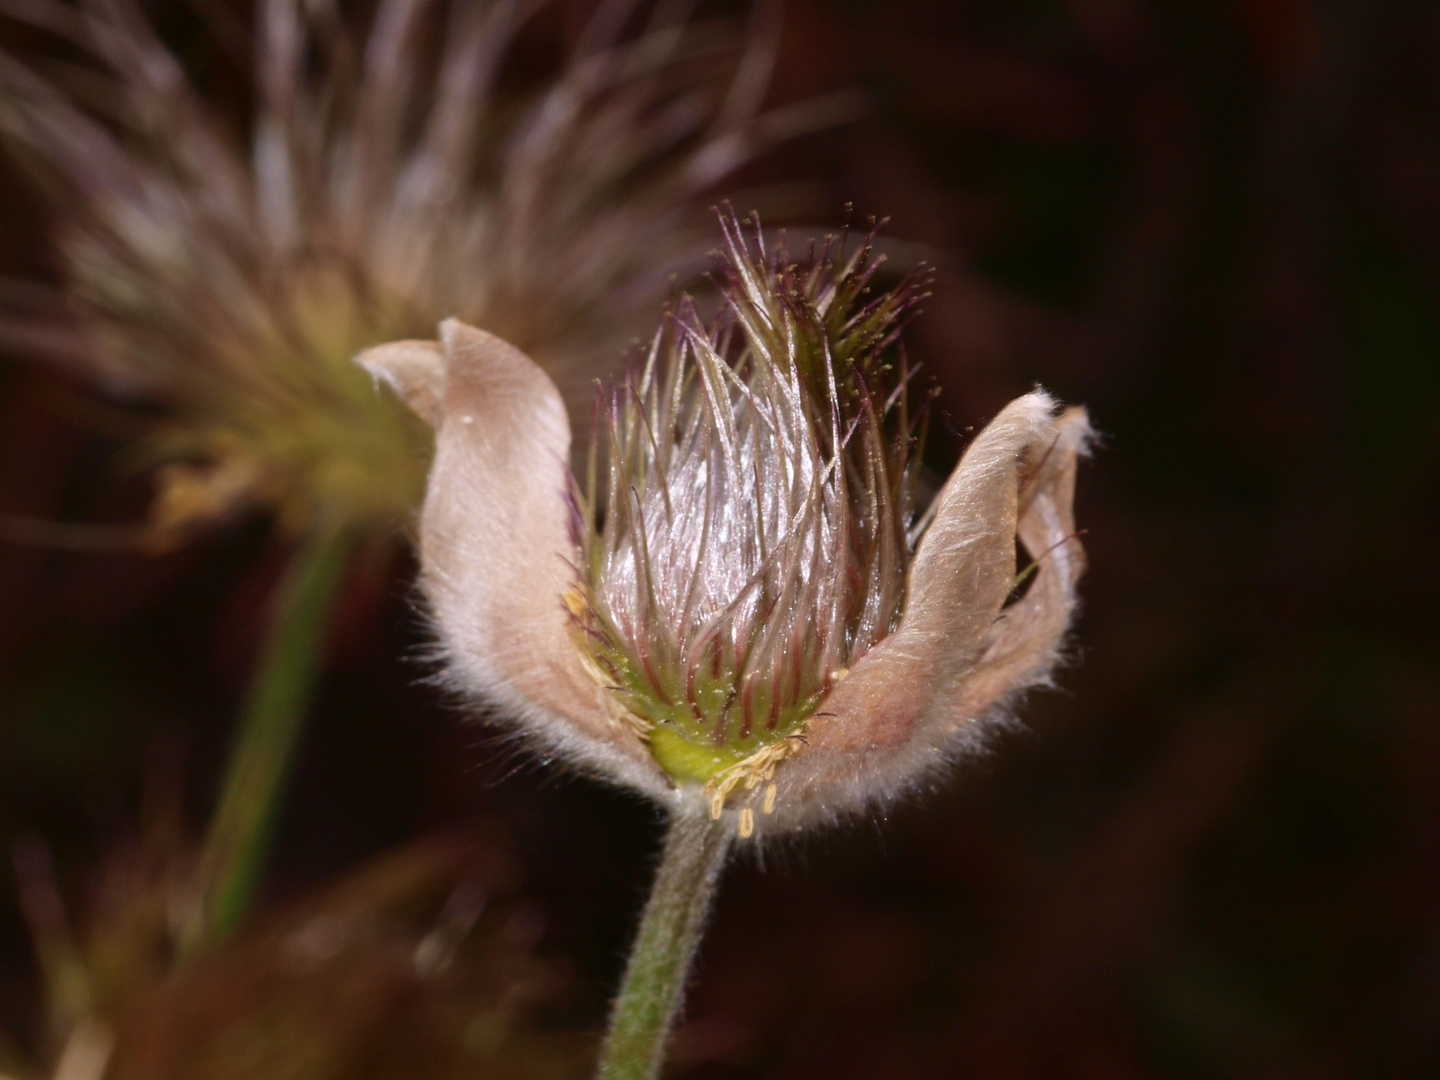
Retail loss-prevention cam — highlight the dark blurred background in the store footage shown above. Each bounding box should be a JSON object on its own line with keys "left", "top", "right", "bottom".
{"left": 2, "top": 0, "right": 1438, "bottom": 1077}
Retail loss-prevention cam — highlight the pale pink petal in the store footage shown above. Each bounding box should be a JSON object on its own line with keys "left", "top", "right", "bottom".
{"left": 355, "top": 339, "right": 446, "bottom": 426}
{"left": 766, "top": 391, "right": 1087, "bottom": 828}
{"left": 363, "top": 319, "right": 669, "bottom": 798}
{"left": 953, "top": 405, "right": 1091, "bottom": 714}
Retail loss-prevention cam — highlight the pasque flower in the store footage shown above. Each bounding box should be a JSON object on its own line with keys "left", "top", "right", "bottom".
{"left": 362, "top": 214, "right": 1091, "bottom": 836}
{"left": 0, "top": 0, "right": 827, "bottom": 540}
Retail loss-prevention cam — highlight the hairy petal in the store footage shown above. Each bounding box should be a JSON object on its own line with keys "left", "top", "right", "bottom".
{"left": 953, "top": 406, "right": 1092, "bottom": 715}
{"left": 767, "top": 391, "right": 1083, "bottom": 829}
{"left": 363, "top": 320, "right": 668, "bottom": 797}
{"left": 356, "top": 339, "right": 447, "bottom": 426}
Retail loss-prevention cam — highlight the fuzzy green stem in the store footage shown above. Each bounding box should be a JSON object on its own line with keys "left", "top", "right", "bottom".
{"left": 598, "top": 809, "right": 733, "bottom": 1080}
{"left": 180, "top": 520, "right": 355, "bottom": 959}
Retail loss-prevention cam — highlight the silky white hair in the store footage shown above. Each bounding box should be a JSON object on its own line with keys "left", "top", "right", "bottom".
{"left": 572, "top": 212, "right": 932, "bottom": 746}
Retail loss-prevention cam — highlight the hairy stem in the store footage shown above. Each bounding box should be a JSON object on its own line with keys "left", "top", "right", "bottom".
{"left": 180, "top": 520, "right": 355, "bottom": 958}
{"left": 598, "top": 809, "right": 733, "bottom": 1080}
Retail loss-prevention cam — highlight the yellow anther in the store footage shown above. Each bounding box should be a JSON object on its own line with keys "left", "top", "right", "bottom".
{"left": 700, "top": 726, "right": 807, "bottom": 819}
{"left": 738, "top": 807, "right": 754, "bottom": 838}
{"left": 562, "top": 587, "right": 588, "bottom": 620}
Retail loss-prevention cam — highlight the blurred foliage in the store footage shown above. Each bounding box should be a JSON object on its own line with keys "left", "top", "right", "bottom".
{"left": 101, "top": 831, "right": 590, "bottom": 1080}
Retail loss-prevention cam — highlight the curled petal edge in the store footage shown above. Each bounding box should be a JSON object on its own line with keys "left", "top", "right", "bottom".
{"left": 357, "top": 338, "right": 447, "bottom": 426}
{"left": 358, "top": 320, "right": 670, "bottom": 800}
{"left": 762, "top": 391, "right": 1093, "bottom": 832}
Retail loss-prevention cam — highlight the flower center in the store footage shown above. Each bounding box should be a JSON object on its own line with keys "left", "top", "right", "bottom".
{"left": 568, "top": 212, "right": 929, "bottom": 790}
{"left": 568, "top": 581, "right": 839, "bottom": 783}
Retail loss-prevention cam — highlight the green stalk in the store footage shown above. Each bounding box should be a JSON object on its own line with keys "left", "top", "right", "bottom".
{"left": 598, "top": 809, "right": 733, "bottom": 1080}
{"left": 180, "top": 519, "right": 356, "bottom": 959}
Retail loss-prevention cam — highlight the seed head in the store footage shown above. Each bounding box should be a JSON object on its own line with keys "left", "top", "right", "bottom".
{"left": 568, "top": 213, "right": 931, "bottom": 785}
{"left": 0, "top": 0, "right": 807, "bottom": 540}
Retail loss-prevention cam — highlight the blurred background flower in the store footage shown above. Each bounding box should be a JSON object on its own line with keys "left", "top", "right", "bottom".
{"left": 2, "top": 0, "right": 1439, "bottom": 1077}
{"left": 0, "top": 0, "right": 845, "bottom": 541}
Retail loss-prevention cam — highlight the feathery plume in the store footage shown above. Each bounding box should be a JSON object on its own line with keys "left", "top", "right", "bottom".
{"left": 568, "top": 214, "right": 930, "bottom": 790}
{"left": 0, "top": 0, "right": 825, "bottom": 539}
